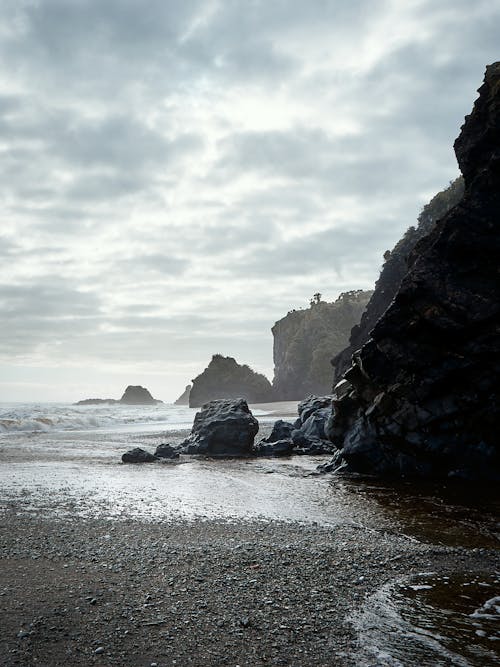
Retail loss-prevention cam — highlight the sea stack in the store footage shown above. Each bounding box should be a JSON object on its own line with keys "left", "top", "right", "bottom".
{"left": 120, "top": 385, "right": 162, "bottom": 405}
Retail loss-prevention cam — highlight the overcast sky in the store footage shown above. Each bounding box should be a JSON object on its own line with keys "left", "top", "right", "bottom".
{"left": 0, "top": 0, "right": 498, "bottom": 402}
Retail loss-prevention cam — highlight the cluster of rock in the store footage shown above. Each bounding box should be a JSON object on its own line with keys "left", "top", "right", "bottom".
{"left": 121, "top": 396, "right": 335, "bottom": 462}
{"left": 272, "top": 291, "right": 372, "bottom": 400}
{"left": 76, "top": 385, "right": 162, "bottom": 406}
{"left": 122, "top": 398, "right": 258, "bottom": 462}
{"left": 324, "top": 63, "right": 500, "bottom": 482}
{"left": 254, "top": 395, "right": 335, "bottom": 457}
{"left": 122, "top": 443, "right": 181, "bottom": 463}
{"left": 188, "top": 355, "right": 273, "bottom": 408}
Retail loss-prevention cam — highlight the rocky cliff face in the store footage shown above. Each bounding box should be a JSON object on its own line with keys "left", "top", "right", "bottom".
{"left": 327, "top": 63, "right": 500, "bottom": 481}
{"left": 272, "top": 291, "right": 372, "bottom": 400}
{"left": 332, "top": 177, "right": 464, "bottom": 383}
{"left": 189, "top": 355, "right": 273, "bottom": 408}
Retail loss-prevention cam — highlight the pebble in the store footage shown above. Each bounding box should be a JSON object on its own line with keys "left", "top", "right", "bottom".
{"left": 94, "top": 646, "right": 105, "bottom": 654}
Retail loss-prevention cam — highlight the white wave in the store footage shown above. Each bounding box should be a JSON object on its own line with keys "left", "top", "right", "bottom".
{"left": 0, "top": 402, "right": 198, "bottom": 435}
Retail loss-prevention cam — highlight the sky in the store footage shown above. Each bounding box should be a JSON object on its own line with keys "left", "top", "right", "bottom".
{"left": 1, "top": 0, "right": 499, "bottom": 403}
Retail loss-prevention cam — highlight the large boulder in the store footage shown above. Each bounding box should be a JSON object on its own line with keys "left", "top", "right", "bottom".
{"left": 326, "top": 63, "right": 500, "bottom": 482}
{"left": 122, "top": 448, "right": 157, "bottom": 463}
{"left": 181, "top": 398, "right": 259, "bottom": 456}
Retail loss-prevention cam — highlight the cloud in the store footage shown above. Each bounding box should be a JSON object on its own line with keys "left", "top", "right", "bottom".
{"left": 0, "top": 0, "right": 499, "bottom": 399}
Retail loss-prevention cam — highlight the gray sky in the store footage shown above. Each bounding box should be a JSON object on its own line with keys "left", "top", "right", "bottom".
{"left": 1, "top": 0, "right": 499, "bottom": 402}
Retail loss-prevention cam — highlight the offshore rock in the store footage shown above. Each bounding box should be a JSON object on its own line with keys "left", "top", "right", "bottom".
{"left": 181, "top": 398, "right": 259, "bottom": 457}
{"left": 189, "top": 355, "right": 273, "bottom": 408}
{"left": 328, "top": 63, "right": 500, "bottom": 481}
{"left": 174, "top": 384, "right": 191, "bottom": 406}
{"left": 120, "top": 385, "right": 162, "bottom": 405}
{"left": 122, "top": 448, "right": 157, "bottom": 463}
{"left": 272, "top": 291, "right": 372, "bottom": 400}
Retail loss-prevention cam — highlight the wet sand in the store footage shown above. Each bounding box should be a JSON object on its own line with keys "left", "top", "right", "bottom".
{"left": 1, "top": 422, "right": 499, "bottom": 666}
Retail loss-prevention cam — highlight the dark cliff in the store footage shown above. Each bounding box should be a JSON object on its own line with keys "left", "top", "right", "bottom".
{"left": 272, "top": 291, "right": 372, "bottom": 400}
{"left": 332, "top": 177, "right": 464, "bottom": 383}
{"left": 189, "top": 355, "right": 273, "bottom": 408}
{"left": 328, "top": 63, "right": 500, "bottom": 481}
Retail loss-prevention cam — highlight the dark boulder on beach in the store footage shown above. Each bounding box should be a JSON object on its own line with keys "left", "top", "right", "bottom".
{"left": 254, "top": 395, "right": 335, "bottom": 457}
{"left": 120, "top": 385, "right": 162, "bottom": 405}
{"left": 181, "top": 398, "right": 259, "bottom": 456}
{"left": 155, "top": 443, "right": 180, "bottom": 459}
{"left": 122, "top": 448, "right": 157, "bottom": 463}
{"left": 325, "top": 63, "right": 500, "bottom": 482}
{"left": 253, "top": 439, "right": 295, "bottom": 457}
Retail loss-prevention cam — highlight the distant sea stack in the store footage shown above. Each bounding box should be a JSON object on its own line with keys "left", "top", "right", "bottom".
{"left": 76, "top": 385, "right": 162, "bottom": 406}
{"left": 189, "top": 355, "right": 273, "bottom": 408}
{"left": 119, "top": 385, "right": 162, "bottom": 405}
{"left": 327, "top": 63, "right": 500, "bottom": 481}
{"left": 272, "top": 291, "right": 372, "bottom": 400}
{"left": 332, "top": 177, "right": 464, "bottom": 383}
{"left": 174, "top": 384, "right": 192, "bottom": 405}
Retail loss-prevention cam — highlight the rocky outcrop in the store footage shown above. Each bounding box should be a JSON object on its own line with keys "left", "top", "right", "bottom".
{"left": 189, "top": 355, "right": 273, "bottom": 408}
{"left": 174, "top": 385, "right": 191, "bottom": 405}
{"left": 122, "top": 447, "right": 157, "bottom": 463}
{"left": 181, "top": 398, "right": 259, "bottom": 456}
{"left": 272, "top": 291, "right": 372, "bottom": 400}
{"left": 75, "top": 398, "right": 118, "bottom": 405}
{"left": 76, "top": 385, "right": 162, "bottom": 406}
{"left": 254, "top": 395, "right": 335, "bottom": 457}
{"left": 332, "top": 178, "right": 464, "bottom": 383}
{"left": 326, "top": 63, "right": 500, "bottom": 481}
{"left": 120, "top": 385, "right": 162, "bottom": 405}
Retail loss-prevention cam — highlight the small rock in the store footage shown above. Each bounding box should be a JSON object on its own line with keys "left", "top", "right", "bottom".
{"left": 94, "top": 646, "right": 105, "bottom": 654}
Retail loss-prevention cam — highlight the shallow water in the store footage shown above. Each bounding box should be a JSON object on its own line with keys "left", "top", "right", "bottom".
{"left": 355, "top": 572, "right": 500, "bottom": 666}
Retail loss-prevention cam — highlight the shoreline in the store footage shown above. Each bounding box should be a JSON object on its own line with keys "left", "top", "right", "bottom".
{"left": 2, "top": 511, "right": 498, "bottom": 667}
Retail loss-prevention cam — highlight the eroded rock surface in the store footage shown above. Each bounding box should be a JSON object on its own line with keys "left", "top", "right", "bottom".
{"left": 254, "top": 395, "right": 335, "bottom": 457}
{"left": 327, "top": 63, "right": 500, "bottom": 481}
{"left": 181, "top": 398, "right": 259, "bottom": 456}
